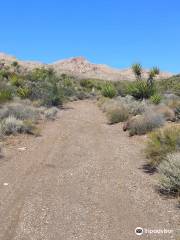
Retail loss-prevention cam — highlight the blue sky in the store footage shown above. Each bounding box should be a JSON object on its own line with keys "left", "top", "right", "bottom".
{"left": 0, "top": 0, "right": 180, "bottom": 73}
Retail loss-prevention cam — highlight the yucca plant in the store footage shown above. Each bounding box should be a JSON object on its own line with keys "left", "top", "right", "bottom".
{"left": 127, "top": 80, "right": 156, "bottom": 99}
{"left": 132, "top": 63, "right": 142, "bottom": 81}
{"left": 150, "top": 94, "right": 162, "bottom": 105}
{"left": 101, "top": 83, "right": 117, "bottom": 98}
{"left": 147, "top": 66, "right": 160, "bottom": 86}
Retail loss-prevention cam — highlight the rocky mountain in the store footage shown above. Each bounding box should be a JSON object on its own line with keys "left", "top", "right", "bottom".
{"left": 0, "top": 53, "right": 172, "bottom": 81}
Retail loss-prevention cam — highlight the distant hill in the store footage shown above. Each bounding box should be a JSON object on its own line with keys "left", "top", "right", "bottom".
{"left": 0, "top": 53, "right": 173, "bottom": 81}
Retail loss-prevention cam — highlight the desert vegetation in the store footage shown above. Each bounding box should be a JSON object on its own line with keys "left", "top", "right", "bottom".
{"left": 0, "top": 63, "right": 100, "bottom": 140}
{"left": 98, "top": 63, "right": 180, "bottom": 203}
{"left": 0, "top": 58, "right": 180, "bottom": 206}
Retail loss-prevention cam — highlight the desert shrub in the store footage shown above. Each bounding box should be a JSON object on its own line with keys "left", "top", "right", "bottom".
{"left": 28, "top": 67, "right": 55, "bottom": 82}
{"left": 80, "top": 79, "right": 94, "bottom": 89}
{"left": 127, "top": 80, "right": 156, "bottom": 99}
{"left": 0, "top": 117, "right": 38, "bottom": 136}
{"left": 113, "top": 81, "right": 130, "bottom": 96}
{"left": 158, "top": 153, "right": 180, "bottom": 195}
{"left": 163, "top": 93, "right": 179, "bottom": 101}
{"left": 152, "top": 104, "right": 176, "bottom": 122}
{"left": 25, "top": 68, "right": 64, "bottom": 106}
{"left": 127, "top": 111, "right": 165, "bottom": 136}
{"left": 115, "top": 95, "right": 148, "bottom": 115}
{"left": 0, "top": 116, "right": 24, "bottom": 135}
{"left": 76, "top": 91, "right": 90, "bottom": 100}
{"left": 22, "top": 120, "right": 40, "bottom": 135}
{"left": 0, "top": 103, "right": 39, "bottom": 122}
{"left": 0, "top": 89, "right": 13, "bottom": 103}
{"left": 101, "top": 83, "right": 117, "bottom": 98}
{"left": 162, "top": 95, "right": 180, "bottom": 120}
{"left": 17, "top": 87, "right": 31, "bottom": 99}
{"left": 106, "top": 105, "right": 129, "bottom": 124}
{"left": 9, "top": 74, "right": 24, "bottom": 87}
{"left": 44, "top": 107, "right": 58, "bottom": 120}
{"left": 97, "top": 97, "right": 108, "bottom": 108}
{"left": 150, "top": 94, "right": 162, "bottom": 105}
{"left": 99, "top": 99, "right": 117, "bottom": 112}
{"left": 145, "top": 126, "right": 180, "bottom": 167}
{"left": 157, "top": 76, "right": 180, "bottom": 96}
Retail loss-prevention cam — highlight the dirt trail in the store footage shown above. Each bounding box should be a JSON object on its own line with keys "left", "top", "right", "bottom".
{"left": 0, "top": 100, "right": 179, "bottom": 240}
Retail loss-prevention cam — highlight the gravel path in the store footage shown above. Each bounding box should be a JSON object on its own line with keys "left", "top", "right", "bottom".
{"left": 0, "top": 100, "right": 179, "bottom": 240}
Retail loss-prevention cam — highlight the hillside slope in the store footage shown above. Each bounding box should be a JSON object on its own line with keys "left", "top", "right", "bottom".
{"left": 0, "top": 53, "right": 172, "bottom": 81}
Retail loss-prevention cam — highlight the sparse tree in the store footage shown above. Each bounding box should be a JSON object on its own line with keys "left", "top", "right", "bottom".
{"left": 132, "top": 63, "right": 142, "bottom": 81}
{"left": 147, "top": 66, "right": 160, "bottom": 86}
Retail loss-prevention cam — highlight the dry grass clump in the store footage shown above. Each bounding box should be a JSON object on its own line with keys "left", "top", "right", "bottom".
{"left": 98, "top": 97, "right": 129, "bottom": 124}
{"left": 153, "top": 104, "right": 176, "bottom": 122}
{"left": 106, "top": 105, "right": 129, "bottom": 124}
{"left": 145, "top": 126, "right": 180, "bottom": 168}
{"left": 44, "top": 107, "right": 58, "bottom": 120}
{"left": 115, "top": 95, "right": 148, "bottom": 115}
{"left": 0, "top": 116, "right": 24, "bottom": 135}
{"left": 162, "top": 94, "right": 180, "bottom": 120}
{"left": 123, "top": 111, "right": 165, "bottom": 136}
{"left": 0, "top": 102, "right": 41, "bottom": 138}
{"left": 99, "top": 98, "right": 117, "bottom": 113}
{"left": 0, "top": 103, "right": 40, "bottom": 122}
{"left": 158, "top": 152, "right": 180, "bottom": 195}
{"left": 0, "top": 116, "right": 38, "bottom": 136}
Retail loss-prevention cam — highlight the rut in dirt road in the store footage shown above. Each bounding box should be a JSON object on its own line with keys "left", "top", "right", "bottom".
{"left": 0, "top": 100, "right": 179, "bottom": 240}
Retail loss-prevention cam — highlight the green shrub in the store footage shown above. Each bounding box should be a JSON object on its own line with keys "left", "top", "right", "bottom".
{"left": 126, "top": 111, "right": 165, "bottom": 136}
{"left": 127, "top": 80, "right": 156, "bottom": 99}
{"left": 10, "top": 74, "right": 24, "bottom": 87}
{"left": 145, "top": 126, "right": 180, "bottom": 167}
{"left": 106, "top": 106, "right": 129, "bottom": 124}
{"left": 17, "top": 87, "right": 31, "bottom": 99}
{"left": 158, "top": 153, "right": 180, "bottom": 195}
{"left": 0, "top": 89, "right": 13, "bottom": 103}
{"left": 23, "top": 120, "right": 40, "bottom": 135}
{"left": 80, "top": 79, "right": 94, "bottom": 89}
{"left": 113, "top": 81, "right": 130, "bottom": 96}
{"left": 28, "top": 67, "right": 55, "bottom": 82}
{"left": 150, "top": 94, "right": 162, "bottom": 105}
{"left": 101, "top": 83, "right": 117, "bottom": 98}
{"left": 157, "top": 75, "right": 180, "bottom": 96}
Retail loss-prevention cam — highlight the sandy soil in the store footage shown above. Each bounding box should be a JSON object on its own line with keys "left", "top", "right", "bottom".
{"left": 0, "top": 100, "right": 179, "bottom": 240}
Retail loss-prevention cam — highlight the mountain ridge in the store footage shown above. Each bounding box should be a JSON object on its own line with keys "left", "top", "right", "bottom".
{"left": 0, "top": 53, "right": 173, "bottom": 81}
